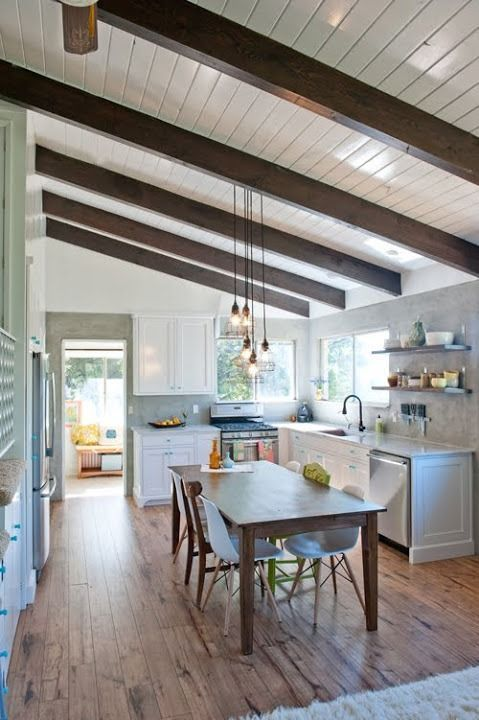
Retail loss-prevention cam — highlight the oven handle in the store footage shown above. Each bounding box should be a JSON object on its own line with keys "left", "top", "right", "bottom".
{"left": 223, "top": 439, "right": 278, "bottom": 445}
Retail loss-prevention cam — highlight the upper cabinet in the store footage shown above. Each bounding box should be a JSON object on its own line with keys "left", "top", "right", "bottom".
{"left": 133, "top": 316, "right": 215, "bottom": 395}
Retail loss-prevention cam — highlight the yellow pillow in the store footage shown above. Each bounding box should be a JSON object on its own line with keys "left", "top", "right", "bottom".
{"left": 303, "top": 462, "right": 331, "bottom": 486}
{"left": 71, "top": 423, "right": 100, "bottom": 446}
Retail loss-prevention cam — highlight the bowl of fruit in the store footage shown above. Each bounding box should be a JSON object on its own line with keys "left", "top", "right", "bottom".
{"left": 148, "top": 416, "right": 186, "bottom": 429}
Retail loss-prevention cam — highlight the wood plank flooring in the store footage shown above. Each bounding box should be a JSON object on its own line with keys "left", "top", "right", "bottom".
{"left": 7, "top": 492, "right": 479, "bottom": 719}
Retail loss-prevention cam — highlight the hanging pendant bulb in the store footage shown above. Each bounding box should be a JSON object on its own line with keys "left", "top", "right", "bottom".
{"left": 247, "top": 349, "right": 258, "bottom": 378}
{"left": 240, "top": 334, "right": 252, "bottom": 361}
{"left": 230, "top": 300, "right": 241, "bottom": 326}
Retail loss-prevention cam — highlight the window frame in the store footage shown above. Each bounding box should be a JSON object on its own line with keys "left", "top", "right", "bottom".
{"left": 215, "top": 337, "right": 297, "bottom": 404}
{"left": 318, "top": 328, "right": 390, "bottom": 408}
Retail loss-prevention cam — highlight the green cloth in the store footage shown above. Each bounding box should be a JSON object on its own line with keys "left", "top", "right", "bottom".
{"left": 303, "top": 462, "right": 331, "bottom": 486}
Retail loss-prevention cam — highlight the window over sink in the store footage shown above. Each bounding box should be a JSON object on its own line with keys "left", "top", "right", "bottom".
{"left": 319, "top": 329, "right": 389, "bottom": 405}
{"left": 216, "top": 338, "right": 296, "bottom": 402}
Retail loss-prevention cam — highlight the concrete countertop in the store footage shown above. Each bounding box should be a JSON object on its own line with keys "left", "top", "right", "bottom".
{"left": 275, "top": 421, "right": 473, "bottom": 458}
{"left": 132, "top": 424, "right": 219, "bottom": 435}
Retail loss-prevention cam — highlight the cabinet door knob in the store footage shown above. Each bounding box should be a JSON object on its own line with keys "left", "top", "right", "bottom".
{"left": 0, "top": 652, "right": 7, "bottom": 659}
{"left": 0, "top": 568, "right": 6, "bottom": 576}
{"left": 0, "top": 610, "right": 7, "bottom": 616}
{"left": 10, "top": 536, "right": 17, "bottom": 542}
{"left": 349, "top": 464, "right": 356, "bottom": 470}
{"left": 13, "top": 524, "right": 21, "bottom": 530}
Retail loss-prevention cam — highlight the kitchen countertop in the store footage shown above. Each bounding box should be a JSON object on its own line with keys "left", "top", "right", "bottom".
{"left": 275, "top": 421, "right": 473, "bottom": 458}
{"left": 132, "top": 424, "right": 219, "bottom": 435}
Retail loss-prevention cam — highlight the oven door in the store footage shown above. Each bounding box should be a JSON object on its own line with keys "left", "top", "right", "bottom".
{"left": 222, "top": 438, "right": 278, "bottom": 463}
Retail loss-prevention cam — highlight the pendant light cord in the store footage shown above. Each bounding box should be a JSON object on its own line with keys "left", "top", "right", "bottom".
{"left": 233, "top": 185, "right": 237, "bottom": 302}
{"left": 261, "top": 193, "right": 266, "bottom": 342}
{"left": 249, "top": 188, "right": 254, "bottom": 344}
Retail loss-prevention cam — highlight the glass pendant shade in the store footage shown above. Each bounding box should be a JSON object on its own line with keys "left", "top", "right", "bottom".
{"left": 230, "top": 301, "right": 241, "bottom": 326}
{"left": 258, "top": 337, "right": 275, "bottom": 372}
{"left": 240, "top": 335, "right": 252, "bottom": 361}
{"left": 247, "top": 350, "right": 258, "bottom": 378}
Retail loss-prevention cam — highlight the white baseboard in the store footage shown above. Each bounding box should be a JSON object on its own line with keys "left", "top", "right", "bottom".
{"left": 409, "top": 540, "right": 475, "bottom": 564}
{"left": 133, "top": 490, "right": 170, "bottom": 508}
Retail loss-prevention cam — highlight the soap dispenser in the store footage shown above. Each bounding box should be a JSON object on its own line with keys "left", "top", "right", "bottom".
{"left": 375, "top": 414, "right": 384, "bottom": 434}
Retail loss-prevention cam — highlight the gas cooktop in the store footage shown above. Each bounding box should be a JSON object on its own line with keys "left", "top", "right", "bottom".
{"left": 211, "top": 421, "right": 277, "bottom": 432}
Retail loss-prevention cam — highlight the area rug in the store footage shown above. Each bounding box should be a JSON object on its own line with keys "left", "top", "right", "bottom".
{"left": 237, "top": 666, "right": 479, "bottom": 719}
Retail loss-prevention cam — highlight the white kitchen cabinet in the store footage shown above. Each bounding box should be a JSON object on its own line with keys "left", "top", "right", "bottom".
{"left": 133, "top": 316, "right": 215, "bottom": 395}
{"left": 410, "top": 454, "right": 474, "bottom": 563}
{"left": 282, "top": 427, "right": 474, "bottom": 564}
{"left": 133, "top": 428, "right": 219, "bottom": 506}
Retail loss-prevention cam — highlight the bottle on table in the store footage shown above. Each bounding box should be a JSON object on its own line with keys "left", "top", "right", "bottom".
{"left": 209, "top": 439, "right": 221, "bottom": 469}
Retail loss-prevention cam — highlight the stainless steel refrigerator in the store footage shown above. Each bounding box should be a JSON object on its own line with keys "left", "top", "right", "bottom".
{"left": 32, "top": 352, "right": 57, "bottom": 578}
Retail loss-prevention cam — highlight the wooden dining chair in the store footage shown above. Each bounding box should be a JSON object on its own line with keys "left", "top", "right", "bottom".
{"left": 284, "top": 483, "right": 366, "bottom": 626}
{"left": 171, "top": 471, "right": 215, "bottom": 607}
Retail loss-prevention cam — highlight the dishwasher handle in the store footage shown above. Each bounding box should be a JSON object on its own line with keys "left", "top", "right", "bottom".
{"left": 370, "top": 452, "right": 408, "bottom": 467}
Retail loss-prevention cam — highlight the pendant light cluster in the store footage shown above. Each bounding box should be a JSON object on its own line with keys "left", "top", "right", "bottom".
{"left": 225, "top": 186, "right": 275, "bottom": 379}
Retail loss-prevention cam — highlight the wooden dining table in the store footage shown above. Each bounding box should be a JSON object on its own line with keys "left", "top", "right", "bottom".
{"left": 169, "top": 460, "right": 386, "bottom": 655}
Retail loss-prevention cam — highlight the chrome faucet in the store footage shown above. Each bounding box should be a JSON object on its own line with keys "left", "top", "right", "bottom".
{"left": 342, "top": 394, "right": 366, "bottom": 432}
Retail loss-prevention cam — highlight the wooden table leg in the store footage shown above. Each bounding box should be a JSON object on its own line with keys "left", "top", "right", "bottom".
{"left": 239, "top": 526, "right": 255, "bottom": 655}
{"left": 361, "top": 512, "right": 378, "bottom": 631}
{"left": 171, "top": 477, "right": 180, "bottom": 555}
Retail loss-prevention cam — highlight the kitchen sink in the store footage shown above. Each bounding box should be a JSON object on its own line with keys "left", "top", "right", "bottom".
{"left": 319, "top": 428, "right": 348, "bottom": 437}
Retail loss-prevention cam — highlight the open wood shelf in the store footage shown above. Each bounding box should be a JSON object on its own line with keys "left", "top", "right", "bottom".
{"left": 372, "top": 386, "right": 472, "bottom": 395}
{"left": 78, "top": 469, "right": 123, "bottom": 479}
{"left": 372, "top": 344, "right": 471, "bottom": 355}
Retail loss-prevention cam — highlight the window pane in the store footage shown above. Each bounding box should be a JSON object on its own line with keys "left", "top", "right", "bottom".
{"left": 321, "top": 336, "right": 353, "bottom": 401}
{"left": 354, "top": 330, "right": 389, "bottom": 404}
{"left": 257, "top": 341, "right": 295, "bottom": 401}
{"left": 216, "top": 339, "right": 254, "bottom": 402}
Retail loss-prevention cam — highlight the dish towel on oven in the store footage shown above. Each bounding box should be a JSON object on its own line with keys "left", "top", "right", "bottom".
{"left": 233, "top": 441, "right": 245, "bottom": 462}
{"left": 258, "top": 440, "right": 274, "bottom": 462}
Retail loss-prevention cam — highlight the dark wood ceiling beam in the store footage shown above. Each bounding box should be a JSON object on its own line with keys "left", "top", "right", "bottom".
{"left": 42, "top": 191, "right": 343, "bottom": 308}
{"left": 97, "top": 0, "right": 479, "bottom": 186}
{"left": 1, "top": 62, "right": 476, "bottom": 277}
{"left": 36, "top": 146, "right": 400, "bottom": 295}
{"left": 46, "top": 218, "right": 310, "bottom": 317}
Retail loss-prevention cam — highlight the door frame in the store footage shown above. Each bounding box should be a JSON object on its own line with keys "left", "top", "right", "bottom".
{"left": 61, "top": 338, "right": 128, "bottom": 497}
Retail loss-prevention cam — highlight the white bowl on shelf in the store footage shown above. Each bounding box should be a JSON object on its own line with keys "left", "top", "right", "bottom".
{"left": 425, "top": 332, "right": 454, "bottom": 346}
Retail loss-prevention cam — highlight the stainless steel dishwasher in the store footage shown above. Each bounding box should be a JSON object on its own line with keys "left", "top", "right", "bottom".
{"left": 369, "top": 451, "right": 410, "bottom": 548}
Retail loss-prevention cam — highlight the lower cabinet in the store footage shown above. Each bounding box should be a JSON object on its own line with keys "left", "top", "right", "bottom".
{"left": 410, "top": 454, "right": 474, "bottom": 563}
{"left": 133, "top": 429, "right": 220, "bottom": 506}
{"left": 286, "top": 429, "right": 474, "bottom": 564}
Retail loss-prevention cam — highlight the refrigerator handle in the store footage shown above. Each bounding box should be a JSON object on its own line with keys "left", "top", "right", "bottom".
{"left": 46, "top": 371, "right": 56, "bottom": 458}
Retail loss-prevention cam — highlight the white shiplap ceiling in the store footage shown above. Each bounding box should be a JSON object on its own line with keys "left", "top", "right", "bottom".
{"left": 2, "top": 0, "right": 479, "bottom": 304}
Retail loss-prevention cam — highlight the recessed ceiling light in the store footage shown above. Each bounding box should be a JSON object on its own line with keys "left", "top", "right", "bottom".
{"left": 365, "top": 237, "right": 421, "bottom": 264}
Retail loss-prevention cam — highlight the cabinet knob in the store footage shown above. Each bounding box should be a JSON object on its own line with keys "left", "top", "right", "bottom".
{"left": 0, "top": 610, "right": 7, "bottom": 616}
{"left": 177, "top": 386, "right": 182, "bottom": 390}
{"left": 13, "top": 524, "right": 20, "bottom": 530}
{"left": 10, "top": 536, "right": 17, "bottom": 542}
{"left": 349, "top": 464, "right": 356, "bottom": 470}
{"left": 0, "top": 568, "right": 6, "bottom": 576}
{"left": 0, "top": 652, "right": 7, "bottom": 659}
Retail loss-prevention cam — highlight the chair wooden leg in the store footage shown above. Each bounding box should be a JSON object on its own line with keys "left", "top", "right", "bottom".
{"left": 224, "top": 565, "right": 235, "bottom": 636}
{"left": 287, "top": 558, "right": 306, "bottom": 602}
{"left": 343, "top": 554, "right": 366, "bottom": 614}
{"left": 196, "top": 547, "right": 207, "bottom": 608}
{"left": 257, "top": 562, "right": 282, "bottom": 624}
{"left": 173, "top": 524, "right": 187, "bottom": 564}
{"left": 201, "top": 558, "right": 222, "bottom": 612}
{"left": 313, "top": 560, "right": 321, "bottom": 626}
{"left": 330, "top": 555, "right": 337, "bottom": 594}
{"left": 184, "top": 531, "right": 194, "bottom": 586}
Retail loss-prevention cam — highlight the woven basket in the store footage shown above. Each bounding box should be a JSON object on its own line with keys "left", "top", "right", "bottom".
{"left": 0, "top": 531, "right": 9, "bottom": 560}
{"left": 0, "top": 459, "right": 25, "bottom": 506}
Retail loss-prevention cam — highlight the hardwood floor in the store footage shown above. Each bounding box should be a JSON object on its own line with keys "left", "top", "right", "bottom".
{"left": 8, "top": 493, "right": 479, "bottom": 719}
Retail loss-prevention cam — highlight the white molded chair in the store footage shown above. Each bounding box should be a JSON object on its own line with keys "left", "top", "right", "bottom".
{"left": 285, "top": 460, "right": 301, "bottom": 473}
{"left": 200, "top": 495, "right": 285, "bottom": 636}
{"left": 284, "top": 484, "right": 366, "bottom": 626}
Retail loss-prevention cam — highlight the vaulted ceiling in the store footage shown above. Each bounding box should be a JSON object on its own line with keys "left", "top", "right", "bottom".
{"left": 1, "top": 0, "right": 478, "bottom": 316}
